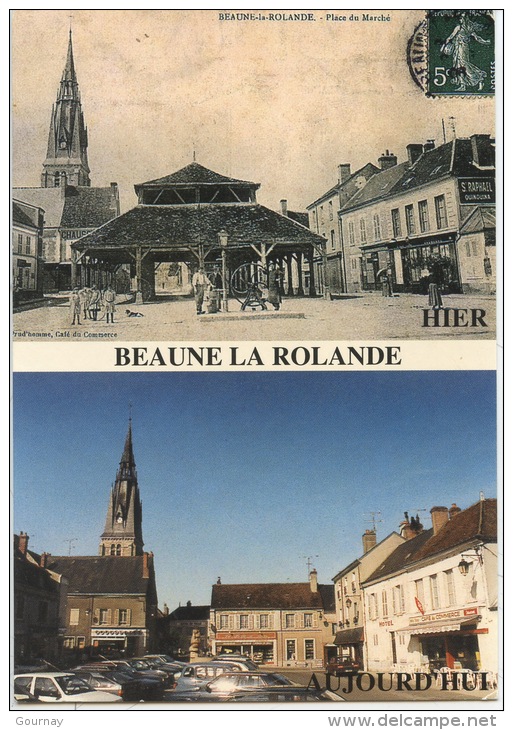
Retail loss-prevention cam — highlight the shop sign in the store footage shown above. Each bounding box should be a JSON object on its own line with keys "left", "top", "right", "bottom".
{"left": 410, "top": 607, "right": 478, "bottom": 626}
{"left": 216, "top": 631, "right": 277, "bottom": 641}
{"left": 458, "top": 178, "right": 495, "bottom": 205}
{"left": 91, "top": 628, "right": 144, "bottom": 637}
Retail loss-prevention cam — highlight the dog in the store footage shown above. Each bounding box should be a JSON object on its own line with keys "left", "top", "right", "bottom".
{"left": 125, "top": 309, "right": 144, "bottom": 317}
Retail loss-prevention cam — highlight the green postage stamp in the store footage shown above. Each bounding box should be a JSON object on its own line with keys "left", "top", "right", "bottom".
{"left": 427, "top": 10, "right": 495, "bottom": 95}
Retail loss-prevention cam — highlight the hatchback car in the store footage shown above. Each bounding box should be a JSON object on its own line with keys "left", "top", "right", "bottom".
{"left": 326, "top": 656, "right": 360, "bottom": 676}
{"left": 13, "top": 672, "right": 123, "bottom": 703}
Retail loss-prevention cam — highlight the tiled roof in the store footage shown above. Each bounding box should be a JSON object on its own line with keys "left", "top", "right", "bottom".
{"left": 460, "top": 206, "right": 496, "bottom": 235}
{"left": 287, "top": 210, "right": 309, "bottom": 227}
{"left": 60, "top": 186, "right": 119, "bottom": 228}
{"left": 12, "top": 202, "right": 35, "bottom": 228}
{"left": 413, "top": 498, "right": 497, "bottom": 562}
{"left": 72, "top": 203, "right": 326, "bottom": 251}
{"left": 341, "top": 162, "right": 410, "bottom": 211}
{"left": 46, "top": 556, "right": 152, "bottom": 594}
{"left": 14, "top": 555, "right": 61, "bottom": 594}
{"left": 308, "top": 163, "right": 380, "bottom": 209}
{"left": 211, "top": 583, "right": 331, "bottom": 610}
{"left": 170, "top": 605, "right": 211, "bottom": 621}
{"left": 363, "top": 498, "right": 497, "bottom": 585}
{"left": 136, "top": 162, "right": 259, "bottom": 189}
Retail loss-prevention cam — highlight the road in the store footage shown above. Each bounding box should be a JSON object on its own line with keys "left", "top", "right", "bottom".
{"left": 13, "top": 292, "right": 496, "bottom": 342}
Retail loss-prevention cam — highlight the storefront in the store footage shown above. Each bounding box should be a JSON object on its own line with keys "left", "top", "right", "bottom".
{"left": 398, "top": 607, "right": 485, "bottom": 671}
{"left": 360, "top": 235, "right": 460, "bottom": 294}
{"left": 90, "top": 628, "right": 147, "bottom": 657}
{"left": 334, "top": 627, "right": 364, "bottom": 669}
{"left": 213, "top": 632, "right": 277, "bottom": 664}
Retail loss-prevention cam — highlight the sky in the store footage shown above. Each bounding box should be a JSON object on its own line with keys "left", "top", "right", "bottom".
{"left": 11, "top": 9, "right": 495, "bottom": 214}
{"left": 13, "top": 371, "right": 496, "bottom": 610}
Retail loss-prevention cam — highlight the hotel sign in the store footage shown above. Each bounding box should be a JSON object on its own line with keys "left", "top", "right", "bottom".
{"left": 458, "top": 178, "right": 495, "bottom": 205}
{"left": 410, "top": 607, "right": 479, "bottom": 626}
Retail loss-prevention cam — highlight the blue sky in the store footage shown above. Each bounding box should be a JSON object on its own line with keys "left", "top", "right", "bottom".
{"left": 13, "top": 371, "right": 496, "bottom": 610}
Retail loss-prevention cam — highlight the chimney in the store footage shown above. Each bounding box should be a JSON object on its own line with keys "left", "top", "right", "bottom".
{"left": 399, "top": 512, "right": 424, "bottom": 540}
{"left": 470, "top": 134, "right": 494, "bottom": 167}
{"left": 378, "top": 150, "right": 397, "bottom": 170}
{"left": 362, "top": 529, "right": 377, "bottom": 554}
{"left": 407, "top": 144, "right": 424, "bottom": 166}
{"left": 217, "top": 576, "right": 222, "bottom": 585}
{"left": 142, "top": 551, "right": 151, "bottom": 578}
{"left": 338, "top": 164, "right": 351, "bottom": 184}
{"left": 280, "top": 199, "right": 288, "bottom": 216}
{"left": 40, "top": 552, "right": 50, "bottom": 569}
{"left": 449, "top": 503, "right": 461, "bottom": 519}
{"left": 18, "top": 532, "right": 29, "bottom": 556}
{"left": 309, "top": 568, "right": 318, "bottom": 593}
{"left": 424, "top": 139, "right": 436, "bottom": 153}
{"left": 431, "top": 506, "right": 449, "bottom": 535}
{"left": 187, "top": 600, "right": 192, "bottom": 607}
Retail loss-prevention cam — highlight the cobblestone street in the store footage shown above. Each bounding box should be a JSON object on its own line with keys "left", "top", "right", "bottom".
{"left": 13, "top": 292, "right": 496, "bottom": 342}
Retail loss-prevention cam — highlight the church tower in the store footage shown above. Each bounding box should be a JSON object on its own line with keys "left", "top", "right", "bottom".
{"left": 99, "top": 419, "right": 144, "bottom": 557}
{"left": 41, "top": 30, "right": 91, "bottom": 188}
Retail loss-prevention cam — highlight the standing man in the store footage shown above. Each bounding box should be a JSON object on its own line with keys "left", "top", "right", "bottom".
{"left": 79, "top": 285, "right": 91, "bottom": 320}
{"left": 69, "top": 287, "right": 81, "bottom": 325}
{"left": 104, "top": 284, "right": 116, "bottom": 324}
{"left": 88, "top": 285, "right": 101, "bottom": 321}
{"left": 192, "top": 266, "right": 210, "bottom": 315}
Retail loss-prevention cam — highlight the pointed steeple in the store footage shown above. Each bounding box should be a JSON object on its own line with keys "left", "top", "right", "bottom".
{"left": 99, "top": 419, "right": 144, "bottom": 557}
{"left": 41, "top": 31, "right": 90, "bottom": 187}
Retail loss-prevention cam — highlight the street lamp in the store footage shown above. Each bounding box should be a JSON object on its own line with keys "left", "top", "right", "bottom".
{"left": 218, "top": 229, "right": 228, "bottom": 312}
{"left": 458, "top": 546, "right": 483, "bottom": 576}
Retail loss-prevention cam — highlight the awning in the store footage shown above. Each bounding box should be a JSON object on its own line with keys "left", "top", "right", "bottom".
{"left": 396, "top": 617, "right": 480, "bottom": 637}
{"left": 334, "top": 627, "right": 364, "bottom": 645}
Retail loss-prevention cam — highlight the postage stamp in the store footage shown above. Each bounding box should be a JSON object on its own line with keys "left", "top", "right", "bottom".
{"left": 427, "top": 10, "right": 495, "bottom": 96}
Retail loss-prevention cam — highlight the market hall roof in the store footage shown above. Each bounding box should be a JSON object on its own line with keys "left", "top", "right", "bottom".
{"left": 135, "top": 162, "right": 260, "bottom": 191}
{"left": 71, "top": 203, "right": 326, "bottom": 258}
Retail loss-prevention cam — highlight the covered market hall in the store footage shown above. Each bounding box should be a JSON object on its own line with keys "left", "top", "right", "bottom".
{"left": 70, "top": 162, "right": 327, "bottom": 303}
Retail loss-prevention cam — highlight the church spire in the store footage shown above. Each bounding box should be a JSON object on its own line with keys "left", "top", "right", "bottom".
{"left": 41, "top": 30, "right": 90, "bottom": 188}
{"left": 99, "top": 419, "right": 144, "bottom": 557}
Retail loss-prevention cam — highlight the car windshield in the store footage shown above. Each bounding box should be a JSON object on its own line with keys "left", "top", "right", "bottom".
{"left": 130, "top": 660, "right": 151, "bottom": 670}
{"left": 55, "top": 675, "right": 93, "bottom": 695}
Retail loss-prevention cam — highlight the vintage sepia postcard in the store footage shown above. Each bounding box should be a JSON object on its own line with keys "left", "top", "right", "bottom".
{"left": 10, "top": 7, "right": 502, "bottom": 720}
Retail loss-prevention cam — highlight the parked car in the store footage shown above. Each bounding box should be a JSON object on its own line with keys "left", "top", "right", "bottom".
{"left": 105, "top": 659, "right": 174, "bottom": 687}
{"left": 173, "top": 662, "right": 239, "bottom": 694}
{"left": 72, "top": 663, "right": 166, "bottom": 699}
{"left": 136, "top": 656, "right": 182, "bottom": 679}
{"left": 326, "top": 656, "right": 360, "bottom": 676}
{"left": 211, "top": 657, "right": 260, "bottom": 671}
{"left": 13, "top": 672, "right": 122, "bottom": 703}
{"left": 203, "top": 671, "right": 294, "bottom": 698}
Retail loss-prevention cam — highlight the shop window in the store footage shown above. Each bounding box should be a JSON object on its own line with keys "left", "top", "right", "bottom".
{"left": 63, "top": 637, "right": 75, "bottom": 649}
{"left": 77, "top": 636, "right": 86, "bottom": 650}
